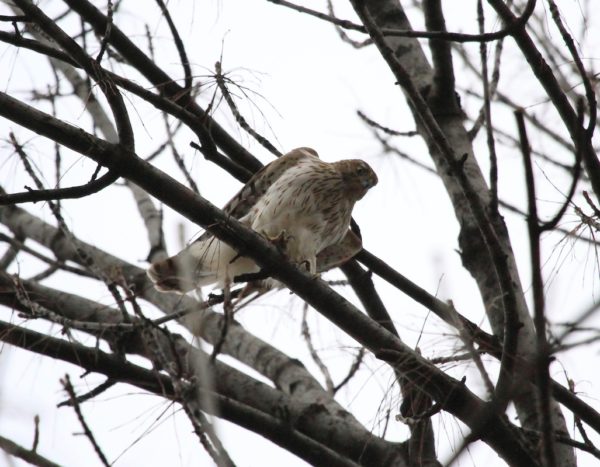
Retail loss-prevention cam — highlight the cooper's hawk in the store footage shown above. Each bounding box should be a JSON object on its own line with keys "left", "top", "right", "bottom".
{"left": 148, "top": 147, "right": 378, "bottom": 292}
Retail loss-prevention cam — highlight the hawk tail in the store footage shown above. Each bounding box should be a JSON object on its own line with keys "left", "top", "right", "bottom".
{"left": 147, "top": 238, "right": 258, "bottom": 293}
{"left": 147, "top": 252, "right": 200, "bottom": 293}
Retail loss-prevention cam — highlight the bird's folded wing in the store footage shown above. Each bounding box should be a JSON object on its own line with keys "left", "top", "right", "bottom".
{"left": 192, "top": 147, "right": 319, "bottom": 245}
{"left": 316, "top": 229, "right": 362, "bottom": 272}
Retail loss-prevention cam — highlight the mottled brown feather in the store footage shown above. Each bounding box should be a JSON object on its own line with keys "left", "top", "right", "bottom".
{"left": 147, "top": 147, "right": 377, "bottom": 292}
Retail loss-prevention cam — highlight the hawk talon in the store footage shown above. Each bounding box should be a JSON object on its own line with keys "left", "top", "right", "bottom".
{"left": 298, "top": 259, "right": 319, "bottom": 278}
{"left": 265, "top": 229, "right": 292, "bottom": 252}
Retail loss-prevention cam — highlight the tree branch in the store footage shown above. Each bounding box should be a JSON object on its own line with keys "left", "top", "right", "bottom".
{"left": 266, "top": 0, "right": 536, "bottom": 43}
{"left": 0, "top": 89, "right": 537, "bottom": 466}
{"left": 0, "top": 435, "right": 61, "bottom": 467}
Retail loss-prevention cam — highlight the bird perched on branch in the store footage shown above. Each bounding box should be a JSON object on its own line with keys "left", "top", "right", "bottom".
{"left": 147, "top": 147, "right": 378, "bottom": 293}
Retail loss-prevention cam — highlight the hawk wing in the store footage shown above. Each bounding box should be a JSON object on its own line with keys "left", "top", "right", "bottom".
{"left": 194, "top": 147, "right": 319, "bottom": 243}
{"left": 316, "top": 230, "right": 362, "bottom": 272}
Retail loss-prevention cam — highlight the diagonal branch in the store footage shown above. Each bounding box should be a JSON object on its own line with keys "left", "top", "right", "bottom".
{"left": 0, "top": 90, "right": 537, "bottom": 466}
{"left": 61, "top": 374, "right": 111, "bottom": 467}
{"left": 0, "top": 317, "right": 387, "bottom": 466}
{"left": 155, "top": 0, "right": 192, "bottom": 93}
{"left": 352, "top": 0, "right": 521, "bottom": 411}
{"left": 0, "top": 170, "right": 119, "bottom": 205}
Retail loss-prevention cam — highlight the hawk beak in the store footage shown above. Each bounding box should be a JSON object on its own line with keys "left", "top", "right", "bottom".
{"left": 361, "top": 174, "right": 377, "bottom": 188}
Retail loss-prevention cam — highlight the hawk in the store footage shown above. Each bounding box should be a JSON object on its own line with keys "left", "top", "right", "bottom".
{"left": 148, "top": 147, "right": 378, "bottom": 293}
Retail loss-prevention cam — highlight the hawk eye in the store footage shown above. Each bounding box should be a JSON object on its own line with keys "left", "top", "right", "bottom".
{"left": 356, "top": 166, "right": 367, "bottom": 176}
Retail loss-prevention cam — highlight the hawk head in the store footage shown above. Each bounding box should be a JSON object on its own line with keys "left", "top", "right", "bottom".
{"left": 336, "top": 159, "right": 378, "bottom": 200}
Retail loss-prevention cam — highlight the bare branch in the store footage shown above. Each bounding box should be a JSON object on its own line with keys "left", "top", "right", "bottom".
{"left": 516, "top": 109, "right": 556, "bottom": 466}
{"left": 267, "top": 0, "right": 537, "bottom": 43}
{"left": 0, "top": 434, "right": 61, "bottom": 467}
{"left": 301, "top": 303, "right": 335, "bottom": 394}
{"left": 487, "top": 0, "right": 600, "bottom": 203}
{"left": 155, "top": 0, "right": 192, "bottom": 93}
{"left": 61, "top": 374, "right": 111, "bottom": 467}
{"left": 476, "top": 0, "right": 499, "bottom": 213}
{"left": 214, "top": 61, "right": 281, "bottom": 157}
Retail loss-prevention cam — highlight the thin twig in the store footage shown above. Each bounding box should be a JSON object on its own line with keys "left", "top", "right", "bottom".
{"left": 546, "top": 0, "right": 597, "bottom": 138}
{"left": 152, "top": 287, "right": 242, "bottom": 326}
{"left": 190, "top": 141, "right": 253, "bottom": 183}
{"left": 0, "top": 434, "right": 61, "bottom": 467}
{"left": 95, "top": 0, "right": 113, "bottom": 63}
{"left": 467, "top": 19, "right": 506, "bottom": 140}
{"left": 583, "top": 191, "right": 600, "bottom": 217}
{"left": 540, "top": 99, "right": 584, "bottom": 232}
{"left": 301, "top": 303, "right": 335, "bottom": 394}
{"left": 327, "top": 0, "right": 372, "bottom": 48}
{"left": 267, "top": 0, "right": 537, "bottom": 43}
{"left": 516, "top": 109, "right": 556, "bottom": 467}
{"left": 333, "top": 347, "right": 365, "bottom": 394}
{"left": 477, "top": 0, "right": 499, "bottom": 213}
{"left": 155, "top": 0, "right": 192, "bottom": 93}
{"left": 210, "top": 278, "right": 233, "bottom": 362}
{"left": 31, "top": 415, "right": 40, "bottom": 452}
{"left": 145, "top": 25, "right": 199, "bottom": 194}
{"left": 57, "top": 379, "right": 116, "bottom": 408}
{"left": 0, "top": 32, "right": 79, "bottom": 65}
{"left": 10, "top": 274, "right": 134, "bottom": 333}
{"left": 61, "top": 374, "right": 111, "bottom": 467}
{"left": 0, "top": 169, "right": 119, "bottom": 205}
{"left": 357, "top": 110, "right": 418, "bottom": 136}
{"left": 214, "top": 61, "right": 281, "bottom": 157}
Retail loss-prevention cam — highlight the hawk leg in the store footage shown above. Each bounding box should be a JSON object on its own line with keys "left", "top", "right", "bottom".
{"left": 263, "top": 230, "right": 319, "bottom": 277}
